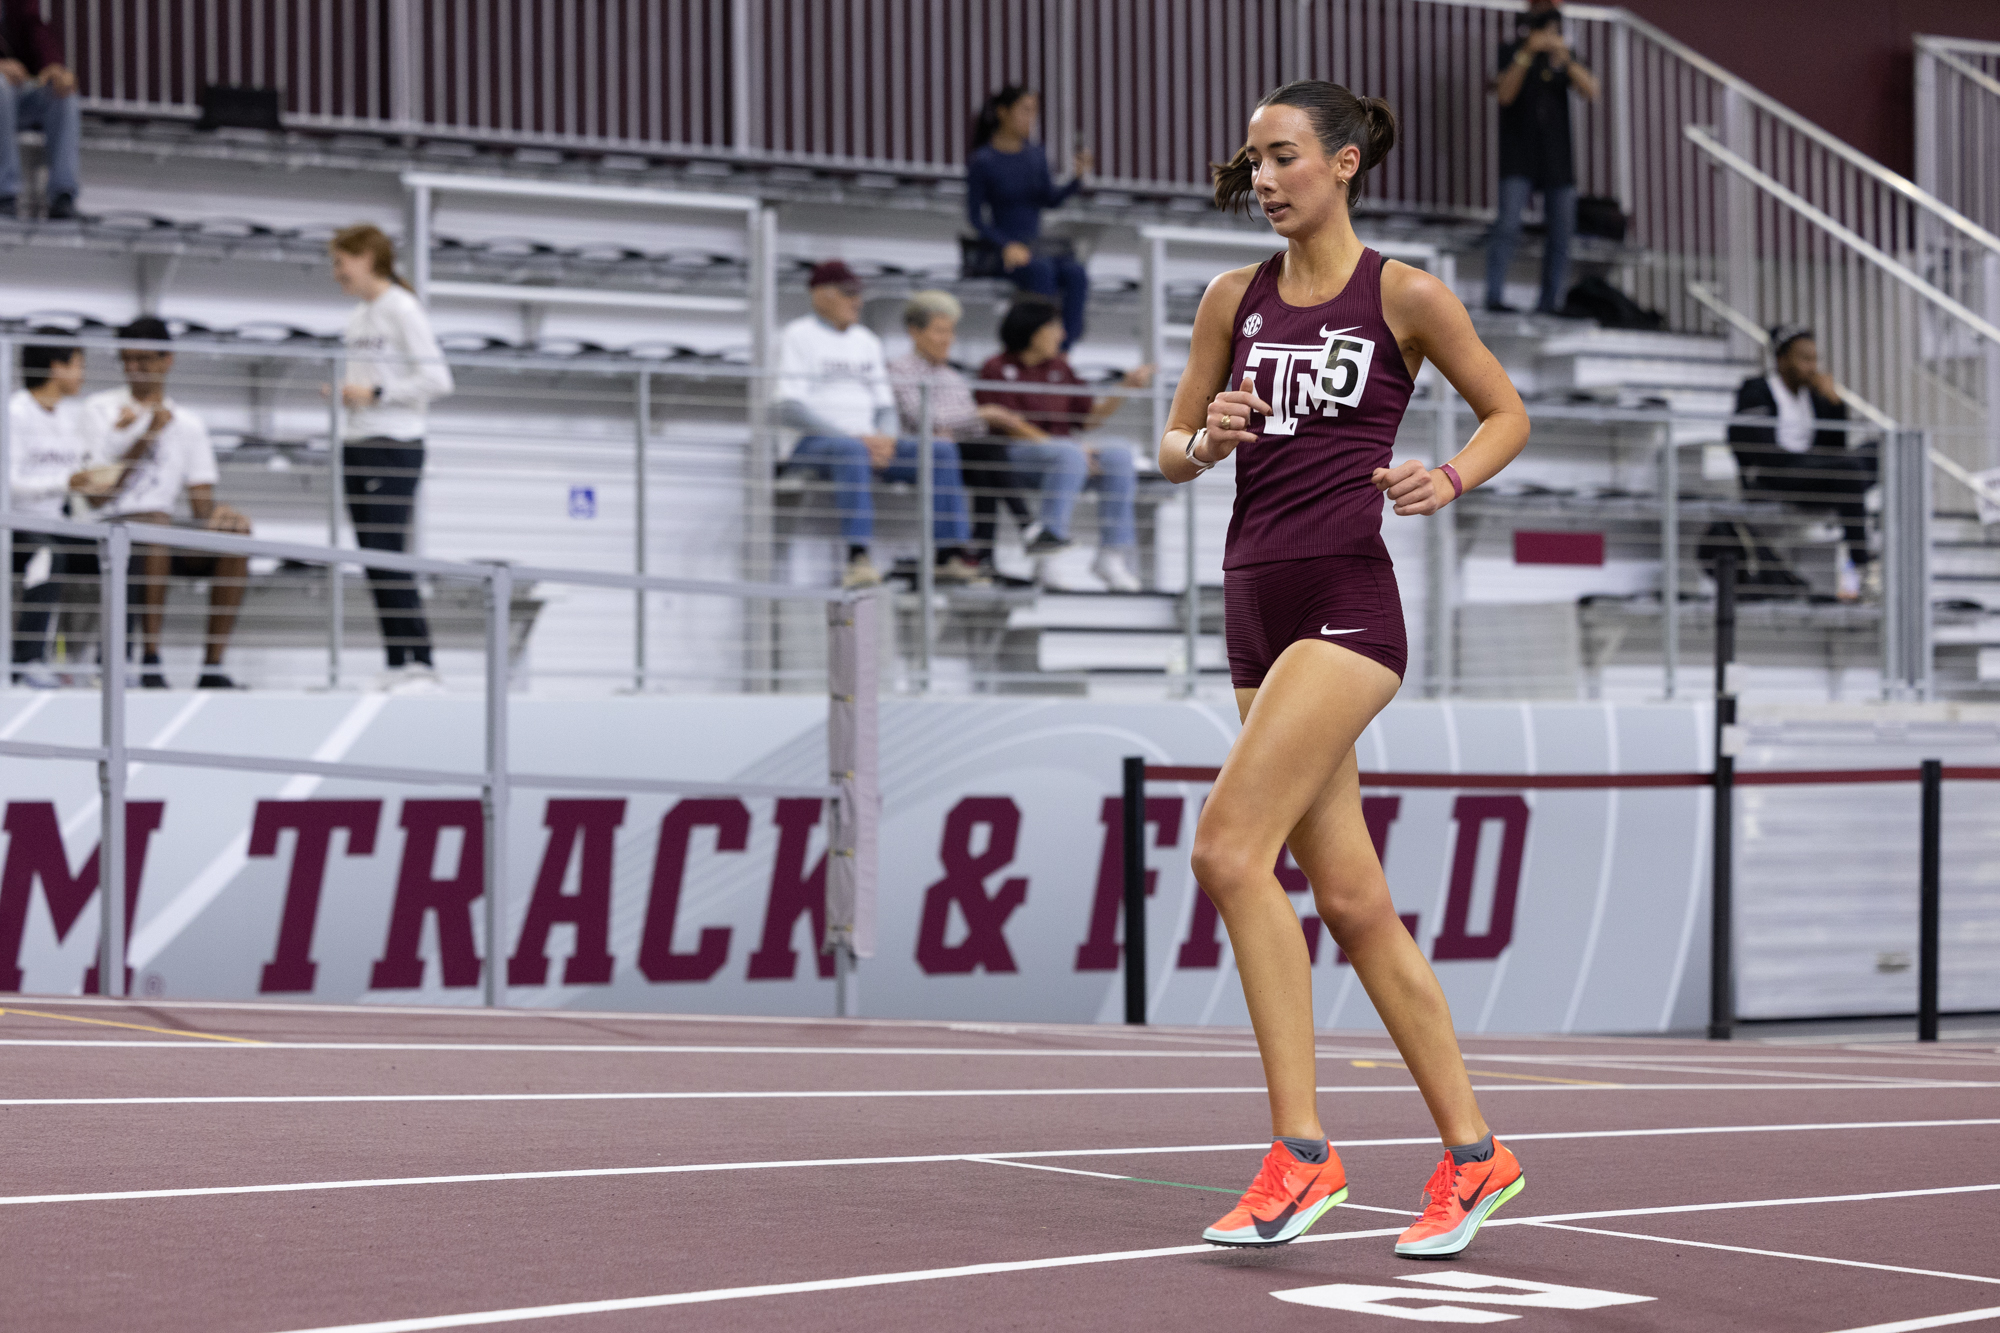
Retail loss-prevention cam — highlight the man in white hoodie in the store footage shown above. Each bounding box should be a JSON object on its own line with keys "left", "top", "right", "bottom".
{"left": 7, "top": 329, "right": 91, "bottom": 684}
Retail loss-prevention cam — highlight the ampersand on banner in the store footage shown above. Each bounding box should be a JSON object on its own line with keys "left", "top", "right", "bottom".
{"left": 915, "top": 797, "right": 1029, "bottom": 975}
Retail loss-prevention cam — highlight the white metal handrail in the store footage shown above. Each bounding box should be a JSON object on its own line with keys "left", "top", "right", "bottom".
{"left": 1924, "top": 43, "right": 2000, "bottom": 98}
{"left": 1627, "top": 16, "right": 2000, "bottom": 260}
{"left": 0, "top": 508, "right": 876, "bottom": 1008}
{"left": 1684, "top": 128, "right": 2000, "bottom": 349}
{"left": 1916, "top": 36, "right": 2000, "bottom": 258}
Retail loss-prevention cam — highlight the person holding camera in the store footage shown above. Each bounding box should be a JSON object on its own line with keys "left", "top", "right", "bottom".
{"left": 1485, "top": 0, "right": 1598, "bottom": 315}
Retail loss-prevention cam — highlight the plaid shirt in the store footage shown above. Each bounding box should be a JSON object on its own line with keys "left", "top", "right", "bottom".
{"left": 887, "top": 352, "right": 984, "bottom": 440}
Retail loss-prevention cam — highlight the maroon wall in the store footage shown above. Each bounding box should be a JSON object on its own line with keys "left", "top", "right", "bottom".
{"left": 1619, "top": 0, "right": 2000, "bottom": 175}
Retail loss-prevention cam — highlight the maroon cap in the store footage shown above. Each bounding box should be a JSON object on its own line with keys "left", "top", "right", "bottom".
{"left": 809, "top": 259, "right": 863, "bottom": 291}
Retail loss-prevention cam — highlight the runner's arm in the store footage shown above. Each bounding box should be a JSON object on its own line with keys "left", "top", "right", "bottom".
{"left": 1373, "top": 262, "right": 1530, "bottom": 516}
{"left": 1158, "top": 265, "right": 1262, "bottom": 483}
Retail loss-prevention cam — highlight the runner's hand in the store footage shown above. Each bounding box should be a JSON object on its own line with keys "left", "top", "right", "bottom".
{"left": 1202, "top": 373, "right": 1271, "bottom": 461}
{"left": 1373, "top": 459, "right": 1452, "bottom": 516}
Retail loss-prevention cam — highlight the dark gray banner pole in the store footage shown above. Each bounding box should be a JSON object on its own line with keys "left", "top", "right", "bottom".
{"left": 1709, "top": 551, "right": 1737, "bottom": 1041}
{"left": 1918, "top": 758, "right": 1942, "bottom": 1042}
{"left": 1122, "top": 756, "right": 1147, "bottom": 1025}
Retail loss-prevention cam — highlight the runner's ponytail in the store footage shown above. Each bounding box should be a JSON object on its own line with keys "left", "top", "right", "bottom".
{"left": 1211, "top": 81, "right": 1398, "bottom": 215}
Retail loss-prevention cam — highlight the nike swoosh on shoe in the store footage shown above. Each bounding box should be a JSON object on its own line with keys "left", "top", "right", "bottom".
{"left": 1253, "top": 1203, "right": 1300, "bottom": 1240}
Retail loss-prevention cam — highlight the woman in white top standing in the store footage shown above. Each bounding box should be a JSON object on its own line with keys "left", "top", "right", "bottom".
{"left": 330, "top": 224, "right": 454, "bottom": 691}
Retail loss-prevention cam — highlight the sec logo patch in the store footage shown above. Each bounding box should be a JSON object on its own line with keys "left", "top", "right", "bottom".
{"left": 1241, "top": 312, "right": 1263, "bottom": 338}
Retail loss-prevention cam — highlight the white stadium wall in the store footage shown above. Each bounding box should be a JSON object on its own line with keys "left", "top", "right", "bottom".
{"left": 6, "top": 694, "right": 1997, "bottom": 1030}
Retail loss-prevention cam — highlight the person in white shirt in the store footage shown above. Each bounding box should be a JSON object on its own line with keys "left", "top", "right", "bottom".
{"left": 75, "top": 317, "right": 254, "bottom": 689}
{"left": 331, "top": 223, "right": 454, "bottom": 691}
{"left": 1726, "top": 324, "right": 1873, "bottom": 599}
{"left": 775, "top": 261, "right": 975, "bottom": 588}
{"left": 7, "top": 330, "right": 92, "bottom": 684}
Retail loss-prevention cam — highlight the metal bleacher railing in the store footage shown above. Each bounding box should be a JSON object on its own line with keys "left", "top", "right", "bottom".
{"left": 2, "top": 326, "right": 1967, "bottom": 703}
{"left": 1917, "top": 36, "right": 2000, "bottom": 245}
{"left": 0, "top": 505, "right": 882, "bottom": 1010}
{"left": 53, "top": 3, "right": 1999, "bottom": 594}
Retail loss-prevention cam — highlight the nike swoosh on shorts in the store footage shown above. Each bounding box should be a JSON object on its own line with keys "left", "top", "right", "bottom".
{"left": 1319, "top": 626, "right": 1363, "bottom": 635}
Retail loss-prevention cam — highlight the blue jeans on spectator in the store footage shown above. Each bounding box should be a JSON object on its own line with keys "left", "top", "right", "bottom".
{"left": 1010, "top": 437, "right": 1136, "bottom": 548}
{"left": 1008, "top": 252, "right": 1090, "bottom": 349}
{"left": 1485, "top": 176, "right": 1576, "bottom": 313}
{"left": 788, "top": 436, "right": 971, "bottom": 544}
{"left": 0, "top": 81, "right": 81, "bottom": 203}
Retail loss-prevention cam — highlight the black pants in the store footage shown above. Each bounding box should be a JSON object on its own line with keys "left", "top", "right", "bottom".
{"left": 11, "top": 533, "right": 90, "bottom": 664}
{"left": 343, "top": 438, "right": 434, "bottom": 667}
{"left": 957, "top": 436, "right": 1032, "bottom": 560}
{"left": 1736, "top": 442, "right": 1877, "bottom": 559}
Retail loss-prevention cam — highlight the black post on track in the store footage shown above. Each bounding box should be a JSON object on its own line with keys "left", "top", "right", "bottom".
{"left": 1122, "top": 756, "right": 1147, "bottom": 1026}
{"left": 1918, "top": 758, "right": 1942, "bottom": 1043}
{"left": 1708, "top": 552, "right": 1738, "bottom": 1042}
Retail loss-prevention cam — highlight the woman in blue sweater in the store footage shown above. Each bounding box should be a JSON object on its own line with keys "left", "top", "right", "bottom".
{"left": 968, "top": 86, "right": 1093, "bottom": 349}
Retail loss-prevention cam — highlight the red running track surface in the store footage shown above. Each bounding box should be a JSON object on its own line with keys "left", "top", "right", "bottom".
{"left": 1, "top": 999, "right": 1997, "bottom": 1332}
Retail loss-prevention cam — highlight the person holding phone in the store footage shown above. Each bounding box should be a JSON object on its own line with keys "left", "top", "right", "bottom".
{"left": 968, "top": 86, "right": 1094, "bottom": 349}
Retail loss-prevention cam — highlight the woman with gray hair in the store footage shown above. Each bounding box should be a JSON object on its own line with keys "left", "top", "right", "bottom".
{"left": 888, "top": 290, "right": 1036, "bottom": 576}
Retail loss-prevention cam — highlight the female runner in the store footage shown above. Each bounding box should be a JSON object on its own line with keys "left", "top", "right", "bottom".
{"left": 1158, "top": 82, "right": 1531, "bottom": 1257}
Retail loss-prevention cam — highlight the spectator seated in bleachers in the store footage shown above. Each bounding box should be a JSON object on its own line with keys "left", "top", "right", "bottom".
{"left": 7, "top": 330, "right": 91, "bottom": 686}
{"left": 967, "top": 85, "right": 1092, "bottom": 350}
{"left": 886, "top": 290, "right": 1038, "bottom": 582}
{"left": 73, "top": 317, "right": 252, "bottom": 689}
{"left": 1722, "top": 323, "right": 1874, "bottom": 601}
{"left": 0, "top": 3, "right": 79, "bottom": 219}
{"left": 777, "top": 261, "right": 980, "bottom": 589}
{"left": 976, "top": 297, "right": 1153, "bottom": 593}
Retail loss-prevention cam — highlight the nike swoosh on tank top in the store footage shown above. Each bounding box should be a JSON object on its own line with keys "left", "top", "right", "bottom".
{"left": 1222, "top": 248, "right": 1416, "bottom": 568}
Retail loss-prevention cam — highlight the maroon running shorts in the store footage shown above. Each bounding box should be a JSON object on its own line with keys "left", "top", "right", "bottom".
{"left": 1224, "top": 554, "right": 1407, "bottom": 688}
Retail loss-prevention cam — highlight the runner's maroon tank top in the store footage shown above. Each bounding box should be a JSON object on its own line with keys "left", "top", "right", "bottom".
{"left": 1222, "top": 248, "right": 1415, "bottom": 568}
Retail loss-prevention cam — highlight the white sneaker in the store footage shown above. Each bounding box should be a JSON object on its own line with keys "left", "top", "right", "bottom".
{"left": 1092, "top": 548, "right": 1142, "bottom": 593}
{"left": 375, "top": 664, "right": 445, "bottom": 695}
{"left": 11, "top": 661, "right": 60, "bottom": 689}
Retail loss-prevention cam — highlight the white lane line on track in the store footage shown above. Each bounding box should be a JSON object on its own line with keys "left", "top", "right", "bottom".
{"left": 1503, "top": 1059, "right": 1951, "bottom": 1085}
{"left": 259, "top": 1185, "right": 2000, "bottom": 1333}
{"left": 967, "top": 1158, "right": 1144, "bottom": 1185}
{"left": 7, "top": 1119, "right": 1994, "bottom": 1208}
{"left": 1822, "top": 1309, "right": 2000, "bottom": 1333}
{"left": 1522, "top": 1222, "right": 2000, "bottom": 1285}
{"left": 8, "top": 1081, "right": 2000, "bottom": 1108}
{"left": 6, "top": 1038, "right": 1992, "bottom": 1079}
{"left": 0, "top": 1041, "right": 1423, "bottom": 1056}
{"left": 964, "top": 1159, "right": 1417, "bottom": 1215}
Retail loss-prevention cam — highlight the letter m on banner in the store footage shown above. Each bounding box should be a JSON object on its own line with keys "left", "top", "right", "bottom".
{"left": 0, "top": 801, "right": 166, "bottom": 993}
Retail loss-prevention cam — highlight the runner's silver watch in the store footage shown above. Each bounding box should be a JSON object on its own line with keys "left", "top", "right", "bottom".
{"left": 1185, "top": 428, "right": 1215, "bottom": 474}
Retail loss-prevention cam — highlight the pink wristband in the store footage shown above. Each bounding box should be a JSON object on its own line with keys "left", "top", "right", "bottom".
{"left": 1440, "top": 462, "right": 1464, "bottom": 499}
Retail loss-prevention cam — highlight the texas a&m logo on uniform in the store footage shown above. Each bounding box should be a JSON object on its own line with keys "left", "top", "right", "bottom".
{"left": 1240, "top": 323, "right": 1377, "bottom": 436}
